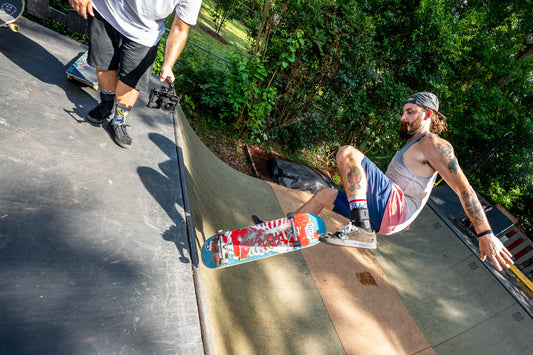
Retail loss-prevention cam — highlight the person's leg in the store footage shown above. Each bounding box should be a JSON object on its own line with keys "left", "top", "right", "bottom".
{"left": 97, "top": 70, "right": 119, "bottom": 91}
{"left": 106, "top": 38, "right": 159, "bottom": 148}
{"left": 115, "top": 80, "right": 139, "bottom": 109}
{"left": 336, "top": 145, "right": 372, "bottom": 232}
{"left": 296, "top": 187, "right": 339, "bottom": 215}
{"left": 86, "top": 11, "right": 121, "bottom": 125}
{"left": 312, "top": 145, "right": 376, "bottom": 248}
{"left": 105, "top": 80, "right": 137, "bottom": 148}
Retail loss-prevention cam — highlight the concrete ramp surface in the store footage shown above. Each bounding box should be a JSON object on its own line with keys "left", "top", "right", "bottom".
{"left": 176, "top": 108, "right": 533, "bottom": 354}
{"left": 1, "top": 17, "right": 532, "bottom": 355}
{"left": 0, "top": 18, "right": 202, "bottom": 354}
{"left": 178, "top": 110, "right": 431, "bottom": 354}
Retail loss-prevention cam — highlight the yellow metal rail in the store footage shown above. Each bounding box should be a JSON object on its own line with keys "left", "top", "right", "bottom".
{"left": 509, "top": 264, "right": 533, "bottom": 293}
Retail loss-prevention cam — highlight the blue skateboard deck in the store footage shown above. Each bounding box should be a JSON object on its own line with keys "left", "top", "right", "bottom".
{"left": 201, "top": 213, "right": 326, "bottom": 269}
{"left": 66, "top": 52, "right": 99, "bottom": 90}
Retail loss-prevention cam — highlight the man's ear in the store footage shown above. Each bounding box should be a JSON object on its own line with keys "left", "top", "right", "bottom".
{"left": 425, "top": 109, "right": 433, "bottom": 120}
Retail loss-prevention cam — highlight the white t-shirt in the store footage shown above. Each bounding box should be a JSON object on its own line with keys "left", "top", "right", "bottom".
{"left": 93, "top": 0, "right": 202, "bottom": 47}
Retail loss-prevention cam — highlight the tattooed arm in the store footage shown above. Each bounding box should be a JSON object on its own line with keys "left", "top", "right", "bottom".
{"left": 420, "top": 135, "right": 513, "bottom": 271}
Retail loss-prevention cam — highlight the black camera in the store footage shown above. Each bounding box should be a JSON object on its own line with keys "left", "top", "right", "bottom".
{"left": 147, "top": 78, "right": 181, "bottom": 111}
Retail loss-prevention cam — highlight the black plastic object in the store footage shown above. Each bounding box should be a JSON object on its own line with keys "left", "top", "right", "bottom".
{"left": 268, "top": 158, "right": 337, "bottom": 193}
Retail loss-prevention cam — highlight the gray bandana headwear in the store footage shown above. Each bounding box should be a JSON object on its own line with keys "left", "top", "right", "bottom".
{"left": 405, "top": 92, "right": 446, "bottom": 120}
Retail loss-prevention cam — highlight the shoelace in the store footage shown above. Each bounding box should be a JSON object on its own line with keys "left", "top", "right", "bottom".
{"left": 113, "top": 123, "right": 129, "bottom": 136}
{"left": 338, "top": 223, "right": 358, "bottom": 234}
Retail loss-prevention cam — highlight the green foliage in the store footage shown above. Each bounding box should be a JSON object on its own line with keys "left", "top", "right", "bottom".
{"left": 123, "top": 0, "right": 533, "bottom": 232}
{"left": 154, "top": 36, "right": 233, "bottom": 131}
{"left": 223, "top": 53, "right": 277, "bottom": 142}
{"left": 175, "top": 0, "right": 532, "bottom": 230}
{"left": 50, "top": 0, "right": 70, "bottom": 12}
{"left": 207, "top": 0, "right": 244, "bottom": 33}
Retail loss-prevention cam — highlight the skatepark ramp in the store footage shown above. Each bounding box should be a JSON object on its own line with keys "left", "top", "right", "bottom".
{"left": 2, "top": 14, "right": 531, "bottom": 355}
{"left": 174, "top": 107, "right": 533, "bottom": 354}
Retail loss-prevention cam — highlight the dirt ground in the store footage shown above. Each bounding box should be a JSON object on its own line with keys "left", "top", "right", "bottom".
{"left": 196, "top": 131, "right": 253, "bottom": 176}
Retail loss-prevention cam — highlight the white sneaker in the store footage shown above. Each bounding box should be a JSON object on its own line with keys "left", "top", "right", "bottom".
{"left": 320, "top": 223, "right": 377, "bottom": 249}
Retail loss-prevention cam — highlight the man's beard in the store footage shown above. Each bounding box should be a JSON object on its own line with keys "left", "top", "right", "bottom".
{"left": 399, "top": 113, "right": 424, "bottom": 139}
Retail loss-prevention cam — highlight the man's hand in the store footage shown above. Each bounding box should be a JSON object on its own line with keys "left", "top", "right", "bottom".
{"left": 69, "top": 0, "right": 94, "bottom": 19}
{"left": 160, "top": 66, "right": 175, "bottom": 84}
{"left": 479, "top": 233, "right": 514, "bottom": 271}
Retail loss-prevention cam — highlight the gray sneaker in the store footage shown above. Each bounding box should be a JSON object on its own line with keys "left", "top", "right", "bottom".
{"left": 105, "top": 121, "right": 132, "bottom": 149}
{"left": 320, "top": 223, "right": 377, "bottom": 249}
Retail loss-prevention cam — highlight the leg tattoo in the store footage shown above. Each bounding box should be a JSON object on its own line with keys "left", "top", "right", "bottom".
{"left": 347, "top": 167, "right": 362, "bottom": 192}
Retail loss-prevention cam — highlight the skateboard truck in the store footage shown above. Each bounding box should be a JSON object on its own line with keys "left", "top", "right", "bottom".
{"left": 286, "top": 212, "right": 302, "bottom": 248}
{"left": 215, "top": 230, "right": 229, "bottom": 265}
{"left": 251, "top": 214, "right": 264, "bottom": 224}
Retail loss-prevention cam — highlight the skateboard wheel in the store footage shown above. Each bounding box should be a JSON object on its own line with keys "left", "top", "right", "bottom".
{"left": 216, "top": 230, "right": 225, "bottom": 236}
{"left": 287, "top": 212, "right": 295, "bottom": 219}
{"left": 293, "top": 241, "right": 302, "bottom": 248}
{"left": 8, "top": 23, "right": 19, "bottom": 32}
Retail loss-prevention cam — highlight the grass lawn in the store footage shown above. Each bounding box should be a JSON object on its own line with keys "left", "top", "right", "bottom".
{"left": 165, "top": 0, "right": 251, "bottom": 61}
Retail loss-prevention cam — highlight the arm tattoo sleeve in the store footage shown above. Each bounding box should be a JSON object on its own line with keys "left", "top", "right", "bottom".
{"left": 435, "top": 141, "right": 459, "bottom": 175}
{"left": 460, "top": 189, "right": 486, "bottom": 228}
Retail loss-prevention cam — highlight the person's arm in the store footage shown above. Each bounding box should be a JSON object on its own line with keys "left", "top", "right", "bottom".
{"left": 421, "top": 135, "right": 514, "bottom": 271}
{"left": 69, "top": 0, "right": 94, "bottom": 19}
{"left": 160, "top": 14, "right": 191, "bottom": 83}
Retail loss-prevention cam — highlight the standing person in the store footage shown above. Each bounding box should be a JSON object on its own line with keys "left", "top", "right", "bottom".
{"left": 69, "top": 0, "right": 202, "bottom": 148}
{"left": 296, "top": 92, "right": 514, "bottom": 271}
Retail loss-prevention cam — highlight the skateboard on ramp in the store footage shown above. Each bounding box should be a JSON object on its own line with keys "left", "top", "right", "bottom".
{"left": 66, "top": 52, "right": 99, "bottom": 90}
{"left": 0, "top": 0, "right": 24, "bottom": 32}
{"left": 201, "top": 213, "right": 326, "bottom": 269}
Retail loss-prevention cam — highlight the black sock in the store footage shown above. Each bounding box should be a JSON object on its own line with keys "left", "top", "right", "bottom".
{"left": 349, "top": 208, "right": 372, "bottom": 232}
{"left": 100, "top": 91, "right": 115, "bottom": 110}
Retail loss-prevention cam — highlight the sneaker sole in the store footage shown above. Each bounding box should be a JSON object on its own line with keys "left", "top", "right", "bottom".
{"left": 319, "top": 235, "right": 377, "bottom": 249}
{"left": 87, "top": 114, "right": 108, "bottom": 125}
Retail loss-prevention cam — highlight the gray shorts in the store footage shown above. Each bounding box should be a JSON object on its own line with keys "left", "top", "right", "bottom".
{"left": 87, "top": 10, "right": 159, "bottom": 90}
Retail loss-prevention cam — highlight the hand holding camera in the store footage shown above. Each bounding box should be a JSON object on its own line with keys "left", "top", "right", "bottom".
{"left": 147, "top": 77, "right": 181, "bottom": 111}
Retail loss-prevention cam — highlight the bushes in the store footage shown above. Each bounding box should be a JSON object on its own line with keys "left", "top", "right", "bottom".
{"left": 168, "top": 0, "right": 532, "bottom": 232}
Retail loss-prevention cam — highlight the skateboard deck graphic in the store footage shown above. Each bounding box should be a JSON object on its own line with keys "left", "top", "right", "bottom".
{"left": 201, "top": 213, "right": 326, "bottom": 269}
{"left": 0, "top": 0, "right": 24, "bottom": 32}
{"left": 66, "top": 52, "right": 99, "bottom": 90}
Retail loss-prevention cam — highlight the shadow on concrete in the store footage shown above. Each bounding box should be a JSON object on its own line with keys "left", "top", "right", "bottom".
{"left": 138, "top": 133, "right": 190, "bottom": 264}
{"left": 0, "top": 25, "right": 97, "bottom": 124}
{"left": 0, "top": 18, "right": 203, "bottom": 354}
{"left": 0, "top": 199, "right": 158, "bottom": 354}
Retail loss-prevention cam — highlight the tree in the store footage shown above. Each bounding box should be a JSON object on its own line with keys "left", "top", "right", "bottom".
{"left": 193, "top": 0, "right": 533, "bottom": 230}
{"left": 208, "top": 0, "right": 243, "bottom": 33}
